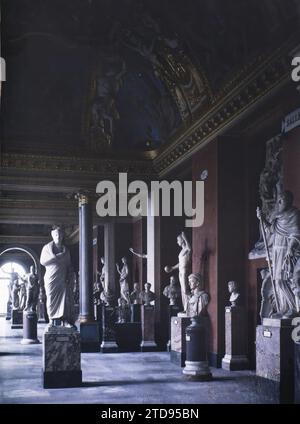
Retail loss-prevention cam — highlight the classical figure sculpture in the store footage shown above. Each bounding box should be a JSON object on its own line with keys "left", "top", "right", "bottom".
{"left": 98, "top": 257, "right": 106, "bottom": 289}
{"left": 40, "top": 226, "right": 75, "bottom": 327}
{"left": 11, "top": 277, "right": 20, "bottom": 310}
{"left": 259, "top": 268, "right": 276, "bottom": 320}
{"left": 130, "top": 283, "right": 141, "bottom": 304}
{"left": 186, "top": 273, "right": 210, "bottom": 318}
{"left": 116, "top": 257, "right": 131, "bottom": 304}
{"left": 19, "top": 278, "right": 27, "bottom": 310}
{"left": 129, "top": 248, "right": 147, "bottom": 259}
{"left": 100, "top": 287, "right": 115, "bottom": 307}
{"left": 140, "top": 282, "right": 156, "bottom": 306}
{"left": 93, "top": 281, "right": 103, "bottom": 306}
{"left": 257, "top": 190, "right": 300, "bottom": 318}
{"left": 117, "top": 298, "right": 128, "bottom": 323}
{"left": 227, "top": 281, "right": 240, "bottom": 307}
{"left": 23, "top": 266, "right": 39, "bottom": 312}
{"left": 164, "top": 231, "right": 192, "bottom": 312}
{"left": 163, "top": 276, "right": 181, "bottom": 306}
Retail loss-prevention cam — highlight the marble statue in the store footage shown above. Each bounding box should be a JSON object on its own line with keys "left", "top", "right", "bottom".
{"left": 140, "top": 282, "right": 156, "bottom": 306}
{"left": 100, "top": 287, "right": 115, "bottom": 307}
{"left": 99, "top": 257, "right": 106, "bottom": 289}
{"left": 116, "top": 257, "right": 131, "bottom": 304}
{"left": 164, "top": 231, "right": 192, "bottom": 312}
{"left": 227, "top": 281, "right": 240, "bottom": 307}
{"left": 11, "top": 277, "right": 20, "bottom": 310}
{"left": 40, "top": 226, "right": 75, "bottom": 327}
{"left": 130, "top": 283, "right": 141, "bottom": 304}
{"left": 117, "top": 298, "right": 128, "bottom": 323}
{"left": 257, "top": 190, "right": 300, "bottom": 318}
{"left": 259, "top": 268, "right": 276, "bottom": 320}
{"left": 19, "top": 278, "right": 27, "bottom": 310}
{"left": 129, "top": 248, "right": 147, "bottom": 259}
{"left": 186, "top": 273, "right": 210, "bottom": 318}
{"left": 163, "top": 275, "right": 181, "bottom": 306}
{"left": 93, "top": 281, "right": 103, "bottom": 306}
{"left": 23, "top": 266, "right": 39, "bottom": 312}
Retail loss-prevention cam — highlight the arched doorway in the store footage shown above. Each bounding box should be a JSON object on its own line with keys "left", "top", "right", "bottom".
{"left": 0, "top": 261, "right": 27, "bottom": 316}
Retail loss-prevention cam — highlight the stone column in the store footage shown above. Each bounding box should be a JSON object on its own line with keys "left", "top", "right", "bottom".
{"left": 147, "top": 195, "right": 161, "bottom": 319}
{"left": 104, "top": 222, "right": 116, "bottom": 293}
{"left": 77, "top": 193, "right": 100, "bottom": 352}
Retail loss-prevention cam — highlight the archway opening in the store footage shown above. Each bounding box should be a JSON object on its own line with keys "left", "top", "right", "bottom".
{"left": 0, "top": 262, "right": 27, "bottom": 316}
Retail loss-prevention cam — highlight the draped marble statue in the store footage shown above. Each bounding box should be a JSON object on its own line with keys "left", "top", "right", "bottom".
{"left": 23, "top": 266, "right": 39, "bottom": 312}
{"left": 164, "top": 231, "right": 192, "bottom": 312}
{"left": 257, "top": 190, "right": 300, "bottom": 317}
{"left": 116, "top": 257, "right": 131, "bottom": 305}
{"left": 40, "top": 226, "right": 75, "bottom": 327}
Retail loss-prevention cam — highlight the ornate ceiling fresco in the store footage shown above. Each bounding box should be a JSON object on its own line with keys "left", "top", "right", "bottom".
{"left": 1, "top": 0, "right": 299, "bottom": 159}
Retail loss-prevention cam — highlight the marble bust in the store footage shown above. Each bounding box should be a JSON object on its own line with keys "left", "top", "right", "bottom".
{"left": 140, "top": 282, "right": 156, "bottom": 306}
{"left": 163, "top": 276, "right": 181, "bottom": 306}
{"left": 186, "top": 273, "right": 210, "bottom": 318}
{"left": 130, "top": 283, "right": 141, "bottom": 304}
{"left": 228, "top": 281, "right": 240, "bottom": 307}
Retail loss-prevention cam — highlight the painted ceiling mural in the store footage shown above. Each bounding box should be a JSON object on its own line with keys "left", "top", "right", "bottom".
{"left": 1, "top": 0, "right": 299, "bottom": 156}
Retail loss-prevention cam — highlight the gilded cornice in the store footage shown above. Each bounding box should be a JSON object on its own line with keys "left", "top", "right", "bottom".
{"left": 153, "top": 36, "right": 299, "bottom": 176}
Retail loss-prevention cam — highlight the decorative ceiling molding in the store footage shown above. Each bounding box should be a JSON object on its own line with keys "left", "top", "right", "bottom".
{"left": 153, "top": 37, "right": 298, "bottom": 176}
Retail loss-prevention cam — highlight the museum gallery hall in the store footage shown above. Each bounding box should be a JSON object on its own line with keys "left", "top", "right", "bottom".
{"left": 0, "top": 0, "right": 300, "bottom": 405}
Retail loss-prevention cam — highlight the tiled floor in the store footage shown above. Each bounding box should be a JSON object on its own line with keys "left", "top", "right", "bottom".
{"left": 0, "top": 317, "right": 275, "bottom": 404}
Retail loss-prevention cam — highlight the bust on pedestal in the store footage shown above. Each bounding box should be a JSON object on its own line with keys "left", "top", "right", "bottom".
{"left": 40, "top": 226, "right": 82, "bottom": 388}
{"left": 221, "top": 281, "right": 249, "bottom": 370}
{"left": 182, "top": 273, "right": 211, "bottom": 380}
{"left": 140, "top": 283, "right": 157, "bottom": 351}
{"left": 130, "top": 283, "right": 141, "bottom": 322}
{"left": 163, "top": 276, "right": 181, "bottom": 351}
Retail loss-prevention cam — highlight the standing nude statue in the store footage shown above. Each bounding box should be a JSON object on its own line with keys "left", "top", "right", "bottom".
{"left": 164, "top": 231, "right": 192, "bottom": 312}
{"left": 116, "top": 256, "right": 131, "bottom": 305}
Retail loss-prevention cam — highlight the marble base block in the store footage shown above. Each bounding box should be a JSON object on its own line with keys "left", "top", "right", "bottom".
{"left": 295, "top": 342, "right": 300, "bottom": 404}
{"left": 131, "top": 304, "right": 141, "bottom": 323}
{"left": 21, "top": 311, "right": 40, "bottom": 344}
{"left": 170, "top": 316, "right": 191, "bottom": 367}
{"left": 11, "top": 309, "right": 23, "bottom": 329}
{"left": 43, "top": 326, "right": 82, "bottom": 388}
{"left": 183, "top": 361, "right": 212, "bottom": 381}
{"left": 101, "top": 306, "right": 117, "bottom": 353}
{"left": 80, "top": 321, "right": 100, "bottom": 352}
{"left": 222, "top": 306, "right": 249, "bottom": 370}
{"left": 167, "top": 305, "right": 181, "bottom": 352}
{"left": 140, "top": 305, "right": 157, "bottom": 352}
{"left": 256, "top": 318, "right": 294, "bottom": 403}
{"left": 116, "top": 322, "right": 141, "bottom": 352}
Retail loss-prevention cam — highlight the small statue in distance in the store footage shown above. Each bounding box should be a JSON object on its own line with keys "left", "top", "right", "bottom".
{"left": 186, "top": 273, "right": 210, "bottom": 318}
{"left": 130, "top": 283, "right": 141, "bottom": 304}
{"left": 227, "top": 281, "right": 241, "bottom": 307}
{"left": 24, "top": 266, "right": 39, "bottom": 312}
{"left": 163, "top": 275, "right": 181, "bottom": 306}
{"left": 140, "top": 282, "right": 156, "bottom": 306}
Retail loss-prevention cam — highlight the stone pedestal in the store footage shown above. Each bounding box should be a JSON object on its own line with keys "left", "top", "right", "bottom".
{"left": 43, "top": 326, "right": 82, "bottom": 388}
{"left": 11, "top": 309, "right": 23, "bottom": 329}
{"left": 295, "top": 342, "right": 300, "bottom": 404}
{"left": 80, "top": 322, "right": 100, "bottom": 353}
{"left": 222, "top": 306, "right": 249, "bottom": 370}
{"left": 183, "top": 317, "right": 212, "bottom": 381}
{"left": 167, "top": 305, "right": 181, "bottom": 352}
{"left": 100, "top": 306, "right": 117, "bottom": 353}
{"left": 21, "top": 311, "right": 40, "bottom": 344}
{"left": 256, "top": 318, "right": 294, "bottom": 403}
{"left": 6, "top": 302, "right": 12, "bottom": 320}
{"left": 116, "top": 322, "right": 141, "bottom": 352}
{"left": 170, "top": 316, "right": 191, "bottom": 366}
{"left": 131, "top": 304, "right": 141, "bottom": 322}
{"left": 140, "top": 305, "right": 157, "bottom": 351}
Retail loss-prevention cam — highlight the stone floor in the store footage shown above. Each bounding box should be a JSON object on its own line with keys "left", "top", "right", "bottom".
{"left": 0, "top": 317, "right": 275, "bottom": 404}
